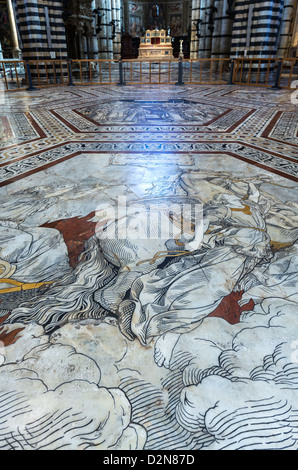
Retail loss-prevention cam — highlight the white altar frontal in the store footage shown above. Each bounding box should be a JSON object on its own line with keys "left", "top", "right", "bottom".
{"left": 138, "top": 29, "right": 174, "bottom": 59}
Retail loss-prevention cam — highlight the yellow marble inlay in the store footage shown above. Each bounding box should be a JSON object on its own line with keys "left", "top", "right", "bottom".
{"left": 0, "top": 278, "right": 53, "bottom": 294}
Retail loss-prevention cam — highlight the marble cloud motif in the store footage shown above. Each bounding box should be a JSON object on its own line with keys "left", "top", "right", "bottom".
{"left": 0, "top": 167, "right": 298, "bottom": 450}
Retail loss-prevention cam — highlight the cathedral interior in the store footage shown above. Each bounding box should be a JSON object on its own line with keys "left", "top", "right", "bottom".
{"left": 0, "top": 0, "right": 298, "bottom": 452}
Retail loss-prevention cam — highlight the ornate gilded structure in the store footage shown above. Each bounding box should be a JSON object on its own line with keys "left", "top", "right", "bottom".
{"left": 138, "top": 29, "right": 173, "bottom": 59}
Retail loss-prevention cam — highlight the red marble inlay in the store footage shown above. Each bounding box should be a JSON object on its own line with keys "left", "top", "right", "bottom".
{"left": 0, "top": 311, "right": 24, "bottom": 346}
{"left": 41, "top": 212, "right": 97, "bottom": 267}
{"left": 1, "top": 117, "right": 13, "bottom": 139}
{"left": 208, "top": 290, "right": 255, "bottom": 324}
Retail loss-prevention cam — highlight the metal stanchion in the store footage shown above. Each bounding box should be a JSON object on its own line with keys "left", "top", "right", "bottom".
{"left": 25, "top": 60, "right": 37, "bottom": 91}
{"left": 117, "top": 59, "right": 125, "bottom": 86}
{"left": 228, "top": 59, "right": 235, "bottom": 85}
{"left": 272, "top": 59, "right": 283, "bottom": 90}
{"left": 67, "top": 60, "right": 75, "bottom": 86}
{"left": 175, "top": 57, "right": 184, "bottom": 86}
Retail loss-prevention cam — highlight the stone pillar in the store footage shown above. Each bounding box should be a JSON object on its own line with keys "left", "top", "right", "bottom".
{"left": 190, "top": 0, "right": 201, "bottom": 59}
{"left": 218, "top": 0, "right": 234, "bottom": 58}
{"left": 76, "top": 22, "right": 85, "bottom": 60}
{"left": 85, "top": 27, "right": 95, "bottom": 60}
{"left": 204, "top": 0, "right": 216, "bottom": 58}
{"left": 277, "top": 0, "right": 296, "bottom": 57}
{"left": 111, "top": 0, "right": 121, "bottom": 59}
{"left": 7, "top": 0, "right": 22, "bottom": 58}
{"left": 96, "top": 0, "right": 109, "bottom": 59}
{"left": 211, "top": 0, "right": 223, "bottom": 58}
{"left": 198, "top": 0, "right": 206, "bottom": 58}
{"left": 231, "top": 0, "right": 285, "bottom": 58}
{"left": 105, "top": 0, "right": 113, "bottom": 59}
{"left": 291, "top": 3, "right": 298, "bottom": 54}
{"left": 95, "top": 0, "right": 120, "bottom": 60}
{"left": 92, "top": 0, "right": 99, "bottom": 60}
{"left": 14, "top": 0, "right": 68, "bottom": 61}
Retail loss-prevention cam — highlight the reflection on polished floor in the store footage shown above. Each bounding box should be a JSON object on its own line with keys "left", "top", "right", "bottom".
{"left": 0, "top": 83, "right": 298, "bottom": 450}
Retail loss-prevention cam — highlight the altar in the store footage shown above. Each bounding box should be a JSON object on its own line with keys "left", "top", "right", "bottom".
{"left": 138, "top": 29, "right": 174, "bottom": 59}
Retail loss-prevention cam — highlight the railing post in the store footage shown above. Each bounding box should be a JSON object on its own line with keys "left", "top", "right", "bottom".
{"left": 25, "top": 60, "right": 37, "bottom": 91}
{"left": 228, "top": 59, "right": 235, "bottom": 85}
{"left": 67, "top": 60, "right": 75, "bottom": 86}
{"left": 175, "top": 57, "right": 184, "bottom": 86}
{"left": 117, "top": 59, "right": 125, "bottom": 86}
{"left": 272, "top": 59, "right": 283, "bottom": 90}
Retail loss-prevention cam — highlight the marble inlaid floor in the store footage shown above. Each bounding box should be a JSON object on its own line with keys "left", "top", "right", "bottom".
{"left": 0, "top": 83, "right": 297, "bottom": 451}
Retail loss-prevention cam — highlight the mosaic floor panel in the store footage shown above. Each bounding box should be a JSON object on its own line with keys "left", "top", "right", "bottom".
{"left": 0, "top": 84, "right": 297, "bottom": 451}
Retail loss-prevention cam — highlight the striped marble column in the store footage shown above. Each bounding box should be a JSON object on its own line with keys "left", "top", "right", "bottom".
{"left": 96, "top": 0, "right": 114, "bottom": 59}
{"left": 231, "top": 0, "right": 285, "bottom": 58}
{"left": 277, "top": 0, "right": 296, "bottom": 57}
{"left": 95, "top": 0, "right": 107, "bottom": 59}
{"left": 105, "top": 0, "right": 113, "bottom": 60}
{"left": 198, "top": 0, "right": 207, "bottom": 58}
{"left": 197, "top": 0, "right": 220, "bottom": 58}
{"left": 92, "top": 0, "right": 99, "bottom": 60}
{"left": 14, "top": 0, "right": 68, "bottom": 61}
{"left": 211, "top": 0, "right": 223, "bottom": 58}
{"left": 111, "top": 0, "right": 121, "bottom": 59}
{"left": 204, "top": 0, "right": 216, "bottom": 58}
{"left": 190, "top": 0, "right": 201, "bottom": 59}
{"left": 218, "top": 0, "right": 234, "bottom": 57}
